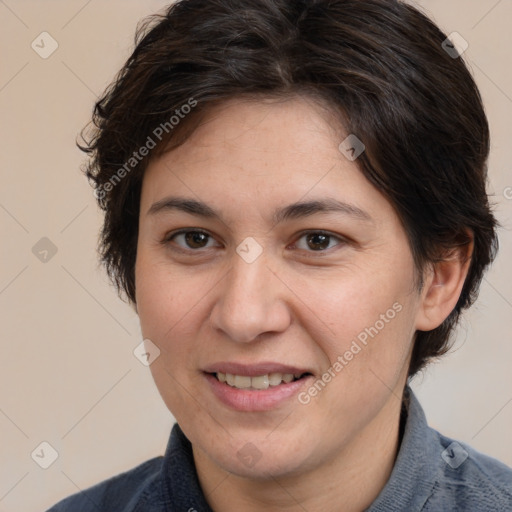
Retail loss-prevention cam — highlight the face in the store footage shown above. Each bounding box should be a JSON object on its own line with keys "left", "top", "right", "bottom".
{"left": 135, "top": 96, "right": 425, "bottom": 479}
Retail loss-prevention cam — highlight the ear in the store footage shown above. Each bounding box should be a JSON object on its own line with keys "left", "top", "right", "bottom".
{"left": 415, "top": 236, "right": 473, "bottom": 332}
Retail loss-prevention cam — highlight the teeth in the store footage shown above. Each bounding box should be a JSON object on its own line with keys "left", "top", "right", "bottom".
{"left": 251, "top": 374, "right": 269, "bottom": 390}
{"left": 268, "top": 372, "right": 283, "bottom": 386}
{"left": 233, "top": 375, "right": 251, "bottom": 388}
{"left": 216, "top": 372, "right": 303, "bottom": 390}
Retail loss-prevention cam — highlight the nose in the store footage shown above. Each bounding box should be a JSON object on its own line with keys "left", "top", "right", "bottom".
{"left": 209, "top": 252, "right": 292, "bottom": 343}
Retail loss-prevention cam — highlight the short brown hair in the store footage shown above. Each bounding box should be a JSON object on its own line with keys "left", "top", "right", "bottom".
{"left": 80, "top": 0, "right": 498, "bottom": 377}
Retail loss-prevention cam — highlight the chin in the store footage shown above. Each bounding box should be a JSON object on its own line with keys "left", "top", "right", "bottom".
{"left": 225, "top": 453, "right": 305, "bottom": 480}
{"left": 204, "top": 435, "right": 317, "bottom": 480}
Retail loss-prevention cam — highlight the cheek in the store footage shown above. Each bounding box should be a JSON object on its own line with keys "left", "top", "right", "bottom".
{"left": 135, "top": 252, "right": 196, "bottom": 352}
{"left": 294, "top": 265, "right": 418, "bottom": 399}
{"left": 135, "top": 254, "right": 209, "bottom": 417}
{"left": 299, "top": 266, "right": 414, "bottom": 344}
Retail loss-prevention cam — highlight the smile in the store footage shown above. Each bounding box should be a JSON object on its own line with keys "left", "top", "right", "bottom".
{"left": 203, "top": 364, "right": 314, "bottom": 411}
{"left": 214, "top": 372, "right": 310, "bottom": 390}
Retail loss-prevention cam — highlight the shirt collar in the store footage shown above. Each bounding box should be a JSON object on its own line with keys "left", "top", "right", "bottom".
{"left": 161, "top": 423, "right": 213, "bottom": 511}
{"left": 367, "top": 385, "right": 440, "bottom": 511}
{"left": 159, "top": 385, "right": 439, "bottom": 511}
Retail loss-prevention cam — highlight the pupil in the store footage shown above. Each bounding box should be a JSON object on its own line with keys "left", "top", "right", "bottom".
{"left": 186, "top": 232, "right": 208, "bottom": 248}
{"left": 307, "top": 233, "right": 329, "bottom": 250}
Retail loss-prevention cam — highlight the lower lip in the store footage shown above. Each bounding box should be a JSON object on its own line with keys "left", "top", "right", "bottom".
{"left": 204, "top": 373, "right": 313, "bottom": 412}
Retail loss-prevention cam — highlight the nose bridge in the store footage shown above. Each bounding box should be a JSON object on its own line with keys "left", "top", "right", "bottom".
{"left": 210, "top": 249, "right": 290, "bottom": 342}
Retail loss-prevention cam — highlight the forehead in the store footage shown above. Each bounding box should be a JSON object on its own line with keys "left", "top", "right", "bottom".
{"left": 152, "top": 95, "right": 344, "bottom": 171}
{"left": 140, "top": 96, "right": 394, "bottom": 226}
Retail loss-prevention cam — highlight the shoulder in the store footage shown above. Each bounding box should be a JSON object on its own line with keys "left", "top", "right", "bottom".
{"left": 425, "top": 429, "right": 512, "bottom": 511}
{"left": 372, "top": 387, "right": 512, "bottom": 512}
{"left": 46, "top": 456, "right": 164, "bottom": 512}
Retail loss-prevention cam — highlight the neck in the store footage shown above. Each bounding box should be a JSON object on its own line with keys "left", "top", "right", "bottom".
{"left": 193, "top": 390, "right": 406, "bottom": 512}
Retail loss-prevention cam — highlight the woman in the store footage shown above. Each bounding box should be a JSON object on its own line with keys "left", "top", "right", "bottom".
{"left": 48, "top": 0, "right": 512, "bottom": 510}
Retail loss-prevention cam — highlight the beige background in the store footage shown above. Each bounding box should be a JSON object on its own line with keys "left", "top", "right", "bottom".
{"left": 0, "top": 1, "right": 511, "bottom": 511}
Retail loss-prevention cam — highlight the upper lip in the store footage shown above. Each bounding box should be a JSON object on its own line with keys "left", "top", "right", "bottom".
{"left": 203, "top": 362, "right": 313, "bottom": 377}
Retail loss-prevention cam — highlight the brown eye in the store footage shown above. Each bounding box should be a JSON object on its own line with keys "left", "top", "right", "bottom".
{"left": 184, "top": 231, "right": 209, "bottom": 248}
{"left": 306, "top": 233, "right": 331, "bottom": 251}
{"left": 167, "top": 230, "right": 218, "bottom": 250}
{"left": 294, "top": 231, "right": 344, "bottom": 252}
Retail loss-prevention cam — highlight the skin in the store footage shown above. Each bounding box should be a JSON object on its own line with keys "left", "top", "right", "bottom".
{"left": 135, "top": 95, "right": 471, "bottom": 512}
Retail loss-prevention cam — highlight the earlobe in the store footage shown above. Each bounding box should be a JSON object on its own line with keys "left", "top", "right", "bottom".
{"left": 415, "top": 238, "right": 473, "bottom": 332}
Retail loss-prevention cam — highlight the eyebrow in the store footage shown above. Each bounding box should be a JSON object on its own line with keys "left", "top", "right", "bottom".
{"left": 147, "top": 196, "right": 372, "bottom": 224}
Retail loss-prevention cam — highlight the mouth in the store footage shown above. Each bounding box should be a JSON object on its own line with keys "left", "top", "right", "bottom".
{"left": 209, "top": 371, "right": 313, "bottom": 390}
{"left": 202, "top": 362, "right": 315, "bottom": 411}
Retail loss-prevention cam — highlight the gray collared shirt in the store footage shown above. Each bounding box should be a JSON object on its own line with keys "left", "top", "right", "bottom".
{"left": 48, "top": 386, "right": 512, "bottom": 511}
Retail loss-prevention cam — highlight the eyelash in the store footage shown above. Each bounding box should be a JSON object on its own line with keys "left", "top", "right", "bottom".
{"left": 162, "top": 228, "right": 347, "bottom": 255}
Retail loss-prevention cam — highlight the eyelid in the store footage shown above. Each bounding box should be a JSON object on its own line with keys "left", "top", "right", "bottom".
{"left": 162, "top": 228, "right": 222, "bottom": 250}
{"left": 163, "top": 227, "right": 210, "bottom": 241}
{"left": 290, "top": 229, "right": 347, "bottom": 252}
{"left": 162, "top": 228, "right": 348, "bottom": 255}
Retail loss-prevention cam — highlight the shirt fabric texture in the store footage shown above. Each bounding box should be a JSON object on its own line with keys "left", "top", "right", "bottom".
{"left": 47, "top": 386, "right": 512, "bottom": 511}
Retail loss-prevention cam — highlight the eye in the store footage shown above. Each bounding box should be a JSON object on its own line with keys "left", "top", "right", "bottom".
{"left": 165, "top": 229, "right": 220, "bottom": 250}
{"left": 292, "top": 231, "right": 345, "bottom": 252}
